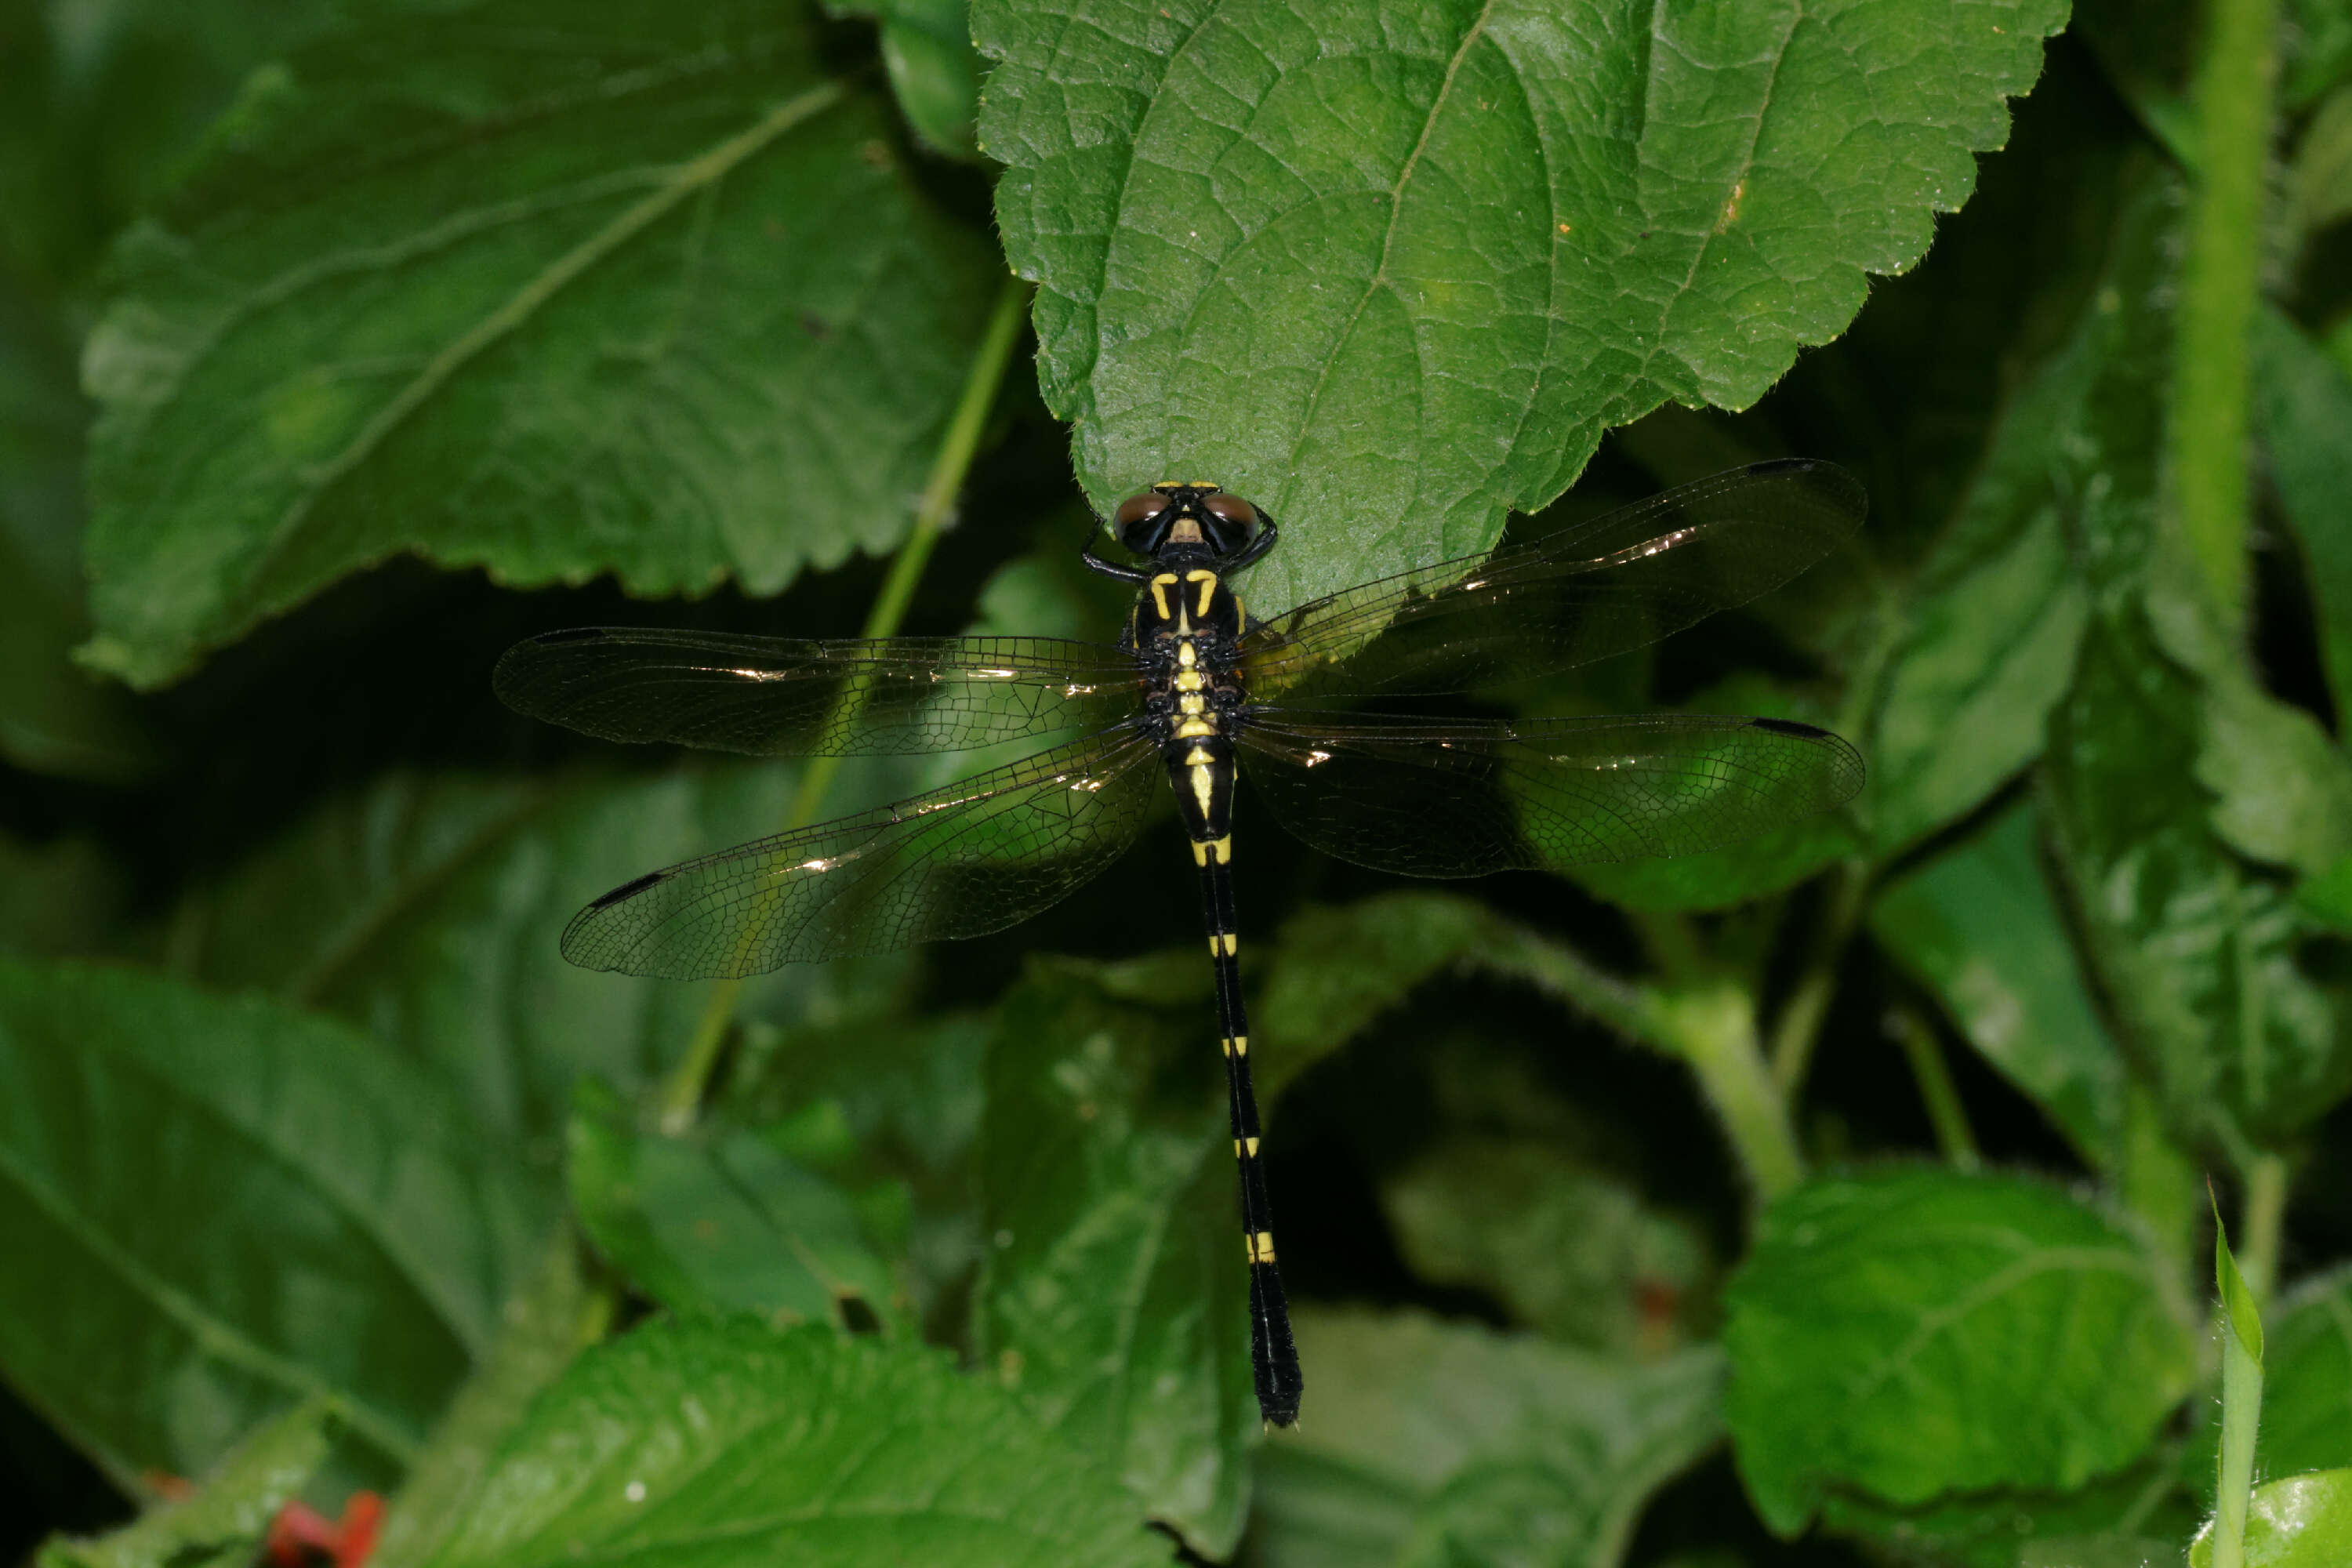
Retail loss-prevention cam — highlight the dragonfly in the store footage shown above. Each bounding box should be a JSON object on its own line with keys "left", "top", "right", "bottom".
{"left": 494, "top": 458, "right": 1869, "bottom": 1428}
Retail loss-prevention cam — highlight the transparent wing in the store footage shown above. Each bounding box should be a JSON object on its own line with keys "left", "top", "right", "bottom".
{"left": 1236, "top": 710, "right": 1864, "bottom": 876}
{"left": 496, "top": 628, "right": 1140, "bottom": 757}
{"left": 561, "top": 729, "right": 1161, "bottom": 978}
{"left": 1239, "top": 459, "right": 1865, "bottom": 700}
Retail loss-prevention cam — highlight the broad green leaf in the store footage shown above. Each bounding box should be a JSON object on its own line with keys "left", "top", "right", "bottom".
{"left": 1250, "top": 1308, "right": 1723, "bottom": 1568}
{"left": 1723, "top": 1167, "right": 2196, "bottom": 1537}
{"left": 567, "top": 1078, "right": 906, "bottom": 1333}
{"left": 38, "top": 1397, "right": 333, "bottom": 1568}
{"left": 2034, "top": 184, "right": 2351, "bottom": 1148}
{"left": 1822, "top": 1461, "right": 2195, "bottom": 1568}
{"left": 0, "top": 958, "right": 542, "bottom": 1489}
{"left": 976, "top": 0, "right": 2068, "bottom": 609}
{"left": 416, "top": 1318, "right": 1174, "bottom": 1568}
{"left": 826, "top": 0, "right": 982, "bottom": 158}
{"left": 975, "top": 956, "right": 1252, "bottom": 1558}
{"left": 1380, "top": 1138, "right": 1712, "bottom": 1356}
{"left": 2291, "top": 88, "right": 2352, "bottom": 243}
{"left": 2253, "top": 307, "right": 2352, "bottom": 728}
{"left": 2288, "top": 0, "right": 2352, "bottom": 109}
{"left": 1869, "top": 802, "right": 2127, "bottom": 1169}
{"left": 2190, "top": 1471, "right": 2352, "bottom": 1568}
{"left": 371, "top": 1232, "right": 589, "bottom": 1568}
{"left": 1867, "top": 441, "right": 2089, "bottom": 855}
{"left": 0, "top": 277, "right": 151, "bottom": 782}
{"left": 82, "top": 1, "right": 1003, "bottom": 688}
{"left": 174, "top": 763, "right": 915, "bottom": 1160}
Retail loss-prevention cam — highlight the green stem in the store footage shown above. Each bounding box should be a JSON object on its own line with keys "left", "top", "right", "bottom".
{"left": 2169, "top": 0, "right": 2281, "bottom": 635}
{"left": 1768, "top": 861, "right": 1864, "bottom": 1094}
{"left": 2238, "top": 1149, "right": 2288, "bottom": 1304}
{"left": 1650, "top": 982, "right": 1805, "bottom": 1202}
{"left": 1886, "top": 1005, "right": 1980, "bottom": 1171}
{"left": 655, "top": 272, "right": 1033, "bottom": 1134}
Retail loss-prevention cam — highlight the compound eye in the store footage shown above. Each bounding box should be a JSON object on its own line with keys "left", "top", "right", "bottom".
{"left": 1202, "top": 492, "right": 1259, "bottom": 528}
{"left": 1113, "top": 492, "right": 1164, "bottom": 530}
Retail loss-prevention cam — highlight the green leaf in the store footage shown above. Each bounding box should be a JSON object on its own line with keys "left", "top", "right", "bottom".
{"left": 2214, "top": 1203, "right": 2263, "bottom": 1365}
{"left": 416, "top": 1317, "right": 1174, "bottom": 1568}
{"left": 1869, "top": 801, "right": 2128, "bottom": 1169}
{"left": 2253, "top": 306, "right": 2352, "bottom": 730}
{"left": 1867, "top": 426, "right": 2090, "bottom": 855}
{"left": 176, "top": 764, "right": 916, "bottom": 1158}
{"left": 38, "top": 1397, "right": 334, "bottom": 1568}
{"left": 974, "top": 956, "right": 1251, "bottom": 1559}
{"left": 1822, "top": 1460, "right": 2196, "bottom": 1568}
{"left": 0, "top": 958, "right": 542, "bottom": 1489}
{"left": 2190, "top": 1470, "right": 2352, "bottom": 1568}
{"left": 371, "top": 1233, "right": 590, "bottom": 1568}
{"left": 1250, "top": 1308, "right": 1723, "bottom": 1568}
{"left": 826, "top": 0, "right": 982, "bottom": 158}
{"left": 1723, "top": 1167, "right": 2197, "bottom": 1537}
{"left": 1380, "top": 1138, "right": 1712, "bottom": 1356}
{"left": 976, "top": 0, "right": 2068, "bottom": 609}
{"left": 82, "top": 2, "right": 1003, "bottom": 688}
{"left": 567, "top": 1078, "right": 906, "bottom": 1333}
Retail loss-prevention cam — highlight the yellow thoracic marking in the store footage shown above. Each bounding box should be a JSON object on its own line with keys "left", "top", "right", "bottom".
{"left": 1234, "top": 1137, "right": 1260, "bottom": 1158}
{"left": 1184, "top": 746, "right": 1214, "bottom": 765}
{"left": 1174, "top": 669, "right": 1205, "bottom": 692}
{"left": 1247, "top": 1231, "right": 1277, "bottom": 1265}
{"left": 1231, "top": 593, "right": 1243, "bottom": 628}
{"left": 1177, "top": 641, "right": 1197, "bottom": 668}
{"left": 1174, "top": 719, "right": 1216, "bottom": 739}
{"left": 1178, "top": 692, "right": 1205, "bottom": 714}
{"left": 1148, "top": 574, "right": 1177, "bottom": 620}
{"left": 1223, "top": 1035, "right": 1247, "bottom": 1057}
{"left": 1186, "top": 569, "right": 1218, "bottom": 617}
{"left": 1190, "top": 763, "right": 1215, "bottom": 816}
{"left": 1210, "top": 836, "right": 1231, "bottom": 863}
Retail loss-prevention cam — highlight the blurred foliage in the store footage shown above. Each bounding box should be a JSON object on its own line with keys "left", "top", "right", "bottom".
{"left": 6, "top": 2, "right": 2352, "bottom": 1566}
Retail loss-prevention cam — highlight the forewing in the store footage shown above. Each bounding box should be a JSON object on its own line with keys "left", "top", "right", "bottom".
{"left": 496, "top": 628, "right": 1139, "bottom": 757}
{"left": 562, "top": 730, "right": 1161, "bottom": 978}
{"left": 1237, "top": 710, "right": 1863, "bottom": 876}
{"left": 1239, "top": 460, "right": 1865, "bottom": 699}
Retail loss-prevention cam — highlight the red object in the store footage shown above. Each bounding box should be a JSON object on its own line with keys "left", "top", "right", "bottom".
{"left": 265, "top": 1492, "right": 384, "bottom": 1568}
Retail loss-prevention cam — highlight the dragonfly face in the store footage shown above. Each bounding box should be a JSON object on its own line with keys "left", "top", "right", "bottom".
{"left": 492, "top": 457, "right": 1877, "bottom": 1431}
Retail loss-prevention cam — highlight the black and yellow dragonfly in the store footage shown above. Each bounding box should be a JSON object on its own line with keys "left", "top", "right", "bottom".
{"left": 494, "top": 458, "right": 1868, "bottom": 1428}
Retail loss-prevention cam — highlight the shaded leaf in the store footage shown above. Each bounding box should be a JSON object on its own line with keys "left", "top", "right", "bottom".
{"left": 826, "top": 0, "right": 982, "bottom": 158}
{"left": 83, "top": 0, "right": 1001, "bottom": 687}
{"left": 416, "top": 1317, "right": 1174, "bottom": 1568}
{"left": 1250, "top": 1308, "right": 1722, "bottom": 1568}
{"left": 978, "top": 0, "right": 2067, "bottom": 612}
{"left": 1867, "top": 448, "right": 2089, "bottom": 855}
{"left": 1821, "top": 1460, "right": 2195, "bottom": 1568}
{"left": 2253, "top": 305, "right": 2352, "bottom": 729}
{"left": 2189, "top": 1470, "right": 2352, "bottom": 1568}
{"left": 1723, "top": 1167, "right": 2196, "bottom": 1537}
{"left": 567, "top": 1077, "right": 906, "bottom": 1333}
{"left": 1870, "top": 801, "right": 2127, "bottom": 1169}
{"left": 0, "top": 832, "right": 130, "bottom": 962}
{"left": 1380, "top": 1138, "right": 1712, "bottom": 1356}
{"left": 975, "top": 956, "right": 1252, "bottom": 1558}
{"left": 37, "top": 1397, "right": 333, "bottom": 1568}
{"left": 176, "top": 763, "right": 916, "bottom": 1162}
{"left": 0, "top": 959, "right": 542, "bottom": 1489}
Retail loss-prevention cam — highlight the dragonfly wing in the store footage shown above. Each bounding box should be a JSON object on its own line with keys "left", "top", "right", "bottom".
{"left": 1240, "top": 459, "right": 1865, "bottom": 699}
{"left": 1236, "top": 710, "right": 1863, "bottom": 876}
{"left": 496, "top": 628, "right": 1139, "bottom": 757}
{"left": 562, "top": 729, "right": 1162, "bottom": 978}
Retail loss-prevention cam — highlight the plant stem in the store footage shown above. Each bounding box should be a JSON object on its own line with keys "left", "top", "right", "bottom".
{"left": 1651, "top": 982, "right": 1804, "bottom": 1202}
{"left": 1886, "top": 1006, "right": 1980, "bottom": 1171}
{"left": 2238, "top": 1149, "right": 2288, "bottom": 1304}
{"left": 2169, "top": 0, "right": 2280, "bottom": 635}
{"left": 655, "top": 272, "right": 1033, "bottom": 1134}
{"left": 1768, "top": 860, "right": 1864, "bottom": 1094}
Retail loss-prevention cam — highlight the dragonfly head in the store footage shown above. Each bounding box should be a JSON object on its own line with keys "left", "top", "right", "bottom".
{"left": 1112, "top": 482, "right": 1264, "bottom": 562}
